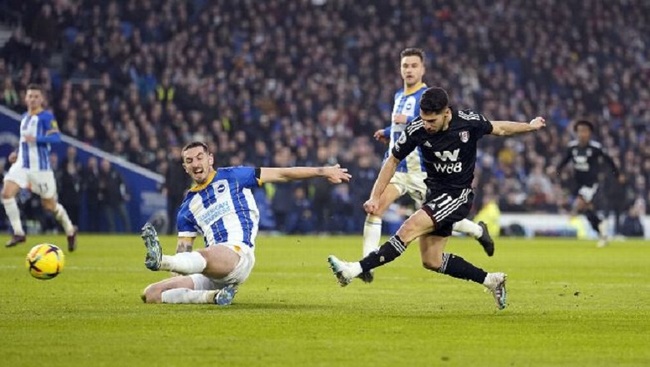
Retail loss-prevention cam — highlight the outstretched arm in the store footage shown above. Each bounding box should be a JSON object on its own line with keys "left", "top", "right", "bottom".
{"left": 364, "top": 155, "right": 399, "bottom": 215}
{"left": 259, "top": 164, "right": 351, "bottom": 184}
{"left": 490, "top": 117, "right": 546, "bottom": 136}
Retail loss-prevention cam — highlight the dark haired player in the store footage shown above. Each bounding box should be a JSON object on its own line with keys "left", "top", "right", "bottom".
{"left": 362, "top": 47, "right": 494, "bottom": 284}
{"left": 139, "top": 142, "right": 351, "bottom": 306}
{"left": 552, "top": 120, "right": 622, "bottom": 248}
{"left": 328, "top": 87, "right": 546, "bottom": 310}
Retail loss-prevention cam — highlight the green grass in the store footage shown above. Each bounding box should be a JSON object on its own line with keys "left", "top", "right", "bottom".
{"left": 1, "top": 235, "right": 649, "bottom": 366}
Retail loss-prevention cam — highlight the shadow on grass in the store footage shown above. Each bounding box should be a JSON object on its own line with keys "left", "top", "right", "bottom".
{"left": 227, "top": 302, "right": 333, "bottom": 311}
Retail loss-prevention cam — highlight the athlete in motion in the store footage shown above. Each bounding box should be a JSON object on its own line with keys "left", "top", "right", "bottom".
{"left": 362, "top": 48, "right": 493, "bottom": 283}
{"left": 2, "top": 84, "right": 77, "bottom": 251}
{"left": 140, "top": 141, "right": 351, "bottom": 305}
{"left": 551, "top": 120, "right": 622, "bottom": 247}
{"left": 329, "top": 87, "right": 546, "bottom": 310}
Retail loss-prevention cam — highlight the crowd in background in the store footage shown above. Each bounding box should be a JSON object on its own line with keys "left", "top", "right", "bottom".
{"left": 1, "top": 0, "right": 648, "bottom": 235}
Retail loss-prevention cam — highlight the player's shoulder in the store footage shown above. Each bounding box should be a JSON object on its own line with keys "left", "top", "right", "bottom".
{"left": 405, "top": 117, "right": 425, "bottom": 135}
{"left": 216, "top": 166, "right": 258, "bottom": 182}
{"left": 455, "top": 109, "right": 483, "bottom": 122}
{"left": 217, "top": 166, "right": 254, "bottom": 175}
{"left": 568, "top": 140, "right": 579, "bottom": 148}
{"left": 38, "top": 110, "right": 55, "bottom": 119}
{"left": 180, "top": 190, "right": 196, "bottom": 206}
{"left": 588, "top": 140, "right": 603, "bottom": 149}
{"left": 413, "top": 83, "right": 428, "bottom": 95}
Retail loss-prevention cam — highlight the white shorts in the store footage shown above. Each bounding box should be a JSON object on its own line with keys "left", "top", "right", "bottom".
{"left": 577, "top": 184, "right": 599, "bottom": 203}
{"left": 190, "top": 243, "right": 256, "bottom": 290}
{"left": 389, "top": 171, "right": 427, "bottom": 207}
{"left": 3, "top": 165, "right": 58, "bottom": 199}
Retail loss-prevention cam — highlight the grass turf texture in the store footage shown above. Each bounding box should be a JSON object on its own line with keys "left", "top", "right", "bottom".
{"left": 1, "top": 235, "right": 649, "bottom": 367}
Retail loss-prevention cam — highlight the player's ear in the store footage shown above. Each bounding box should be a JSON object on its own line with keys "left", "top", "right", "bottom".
{"left": 208, "top": 153, "right": 214, "bottom": 166}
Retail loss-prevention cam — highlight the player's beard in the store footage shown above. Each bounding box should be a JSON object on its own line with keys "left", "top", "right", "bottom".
{"left": 192, "top": 167, "right": 209, "bottom": 184}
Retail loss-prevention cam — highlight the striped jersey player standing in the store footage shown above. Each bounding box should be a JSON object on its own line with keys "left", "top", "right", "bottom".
{"left": 140, "top": 141, "right": 351, "bottom": 305}
{"left": 2, "top": 84, "right": 77, "bottom": 250}
{"left": 361, "top": 48, "right": 494, "bottom": 283}
{"left": 329, "top": 87, "right": 547, "bottom": 310}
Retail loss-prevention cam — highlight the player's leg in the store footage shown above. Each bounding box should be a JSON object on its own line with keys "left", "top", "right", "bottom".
{"left": 576, "top": 185, "right": 608, "bottom": 247}
{"left": 142, "top": 275, "right": 197, "bottom": 303}
{"left": 359, "top": 182, "right": 403, "bottom": 283}
{"left": 141, "top": 223, "right": 246, "bottom": 282}
{"left": 362, "top": 182, "right": 403, "bottom": 256}
{"left": 2, "top": 167, "right": 27, "bottom": 247}
{"left": 141, "top": 274, "right": 236, "bottom": 305}
{"left": 34, "top": 171, "right": 77, "bottom": 251}
{"left": 419, "top": 234, "right": 506, "bottom": 309}
{"left": 452, "top": 219, "right": 494, "bottom": 256}
{"left": 328, "top": 208, "right": 434, "bottom": 286}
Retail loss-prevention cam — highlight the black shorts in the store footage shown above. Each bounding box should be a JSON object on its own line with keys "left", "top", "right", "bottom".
{"left": 421, "top": 188, "right": 474, "bottom": 237}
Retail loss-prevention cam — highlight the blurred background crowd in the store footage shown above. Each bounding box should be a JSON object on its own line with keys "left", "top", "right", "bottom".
{"left": 0, "top": 0, "right": 648, "bottom": 236}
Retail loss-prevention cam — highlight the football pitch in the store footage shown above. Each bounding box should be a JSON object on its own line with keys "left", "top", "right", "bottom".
{"left": 1, "top": 235, "right": 648, "bottom": 367}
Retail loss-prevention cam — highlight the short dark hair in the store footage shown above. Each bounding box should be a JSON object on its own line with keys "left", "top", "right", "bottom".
{"left": 420, "top": 87, "right": 449, "bottom": 114}
{"left": 182, "top": 141, "right": 209, "bottom": 153}
{"left": 26, "top": 84, "right": 44, "bottom": 93}
{"left": 400, "top": 48, "right": 425, "bottom": 63}
{"left": 573, "top": 120, "right": 594, "bottom": 132}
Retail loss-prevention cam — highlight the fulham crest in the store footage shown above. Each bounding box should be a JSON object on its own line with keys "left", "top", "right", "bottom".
{"left": 459, "top": 131, "right": 469, "bottom": 143}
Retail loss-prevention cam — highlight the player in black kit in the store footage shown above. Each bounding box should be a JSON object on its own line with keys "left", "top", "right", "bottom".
{"left": 553, "top": 120, "right": 622, "bottom": 248}
{"left": 327, "top": 87, "right": 546, "bottom": 310}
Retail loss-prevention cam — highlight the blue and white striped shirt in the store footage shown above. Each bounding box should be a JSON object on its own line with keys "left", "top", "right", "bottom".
{"left": 385, "top": 83, "right": 427, "bottom": 173}
{"left": 17, "top": 110, "right": 60, "bottom": 171}
{"left": 177, "top": 167, "right": 261, "bottom": 249}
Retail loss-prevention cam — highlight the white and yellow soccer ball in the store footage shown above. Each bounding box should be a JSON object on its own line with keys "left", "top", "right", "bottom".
{"left": 25, "top": 244, "right": 65, "bottom": 280}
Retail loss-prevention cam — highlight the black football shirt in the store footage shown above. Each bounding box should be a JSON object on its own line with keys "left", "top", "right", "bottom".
{"left": 392, "top": 109, "right": 493, "bottom": 191}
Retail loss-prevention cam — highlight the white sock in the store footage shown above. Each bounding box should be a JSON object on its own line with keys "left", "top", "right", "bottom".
{"left": 452, "top": 219, "right": 483, "bottom": 239}
{"left": 160, "top": 252, "right": 207, "bottom": 274}
{"left": 362, "top": 215, "right": 382, "bottom": 257}
{"left": 53, "top": 203, "right": 75, "bottom": 235}
{"left": 161, "top": 288, "right": 215, "bottom": 304}
{"left": 351, "top": 262, "right": 363, "bottom": 277}
{"left": 2, "top": 197, "right": 25, "bottom": 236}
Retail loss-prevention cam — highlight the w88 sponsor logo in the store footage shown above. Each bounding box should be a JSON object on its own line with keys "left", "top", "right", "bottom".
{"left": 433, "top": 162, "right": 463, "bottom": 174}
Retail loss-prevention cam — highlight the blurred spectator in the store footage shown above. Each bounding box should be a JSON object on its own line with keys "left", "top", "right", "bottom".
{"left": 164, "top": 145, "right": 190, "bottom": 234}
{"left": 82, "top": 156, "right": 101, "bottom": 232}
{"left": 329, "top": 184, "right": 357, "bottom": 233}
{"left": 98, "top": 158, "right": 132, "bottom": 233}
{"left": 1, "top": 78, "right": 20, "bottom": 109}
{"left": 474, "top": 195, "right": 501, "bottom": 240}
{"left": 56, "top": 146, "right": 82, "bottom": 227}
{"left": 1, "top": 0, "right": 648, "bottom": 233}
{"left": 285, "top": 186, "right": 315, "bottom": 234}
{"left": 620, "top": 204, "right": 645, "bottom": 238}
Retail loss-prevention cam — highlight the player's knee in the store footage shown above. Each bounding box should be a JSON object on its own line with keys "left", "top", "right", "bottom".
{"left": 41, "top": 199, "right": 56, "bottom": 212}
{"left": 1, "top": 189, "right": 13, "bottom": 200}
{"left": 422, "top": 258, "right": 442, "bottom": 271}
{"left": 141, "top": 284, "right": 162, "bottom": 304}
{"left": 396, "top": 223, "right": 418, "bottom": 243}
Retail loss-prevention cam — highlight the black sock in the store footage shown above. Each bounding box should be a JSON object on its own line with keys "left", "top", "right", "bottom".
{"left": 359, "top": 235, "right": 406, "bottom": 272}
{"left": 584, "top": 210, "right": 601, "bottom": 232}
{"left": 436, "top": 253, "right": 487, "bottom": 284}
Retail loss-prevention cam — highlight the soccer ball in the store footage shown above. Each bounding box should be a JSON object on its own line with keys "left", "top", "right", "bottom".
{"left": 25, "top": 244, "right": 65, "bottom": 280}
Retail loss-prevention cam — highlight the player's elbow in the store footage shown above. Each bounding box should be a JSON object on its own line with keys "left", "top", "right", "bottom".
{"left": 491, "top": 127, "right": 508, "bottom": 136}
{"left": 387, "top": 155, "right": 401, "bottom": 167}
